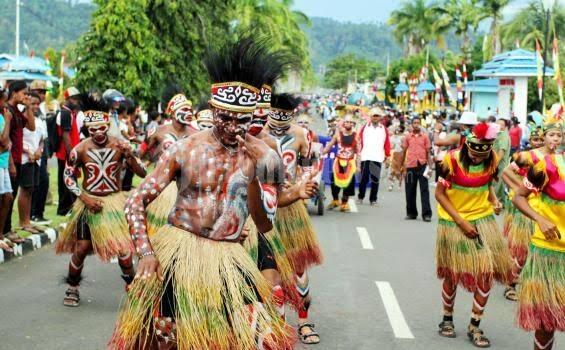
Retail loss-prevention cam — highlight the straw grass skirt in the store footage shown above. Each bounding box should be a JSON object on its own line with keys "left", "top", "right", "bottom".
{"left": 244, "top": 219, "right": 302, "bottom": 309}
{"left": 275, "top": 201, "right": 323, "bottom": 273}
{"left": 55, "top": 192, "right": 133, "bottom": 261}
{"left": 436, "top": 215, "right": 513, "bottom": 292}
{"left": 146, "top": 182, "right": 177, "bottom": 236}
{"left": 517, "top": 245, "right": 565, "bottom": 332}
{"left": 110, "top": 225, "right": 295, "bottom": 350}
{"left": 503, "top": 204, "right": 534, "bottom": 264}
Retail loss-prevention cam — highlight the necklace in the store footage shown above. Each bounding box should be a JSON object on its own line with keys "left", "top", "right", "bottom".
{"left": 212, "top": 129, "right": 238, "bottom": 155}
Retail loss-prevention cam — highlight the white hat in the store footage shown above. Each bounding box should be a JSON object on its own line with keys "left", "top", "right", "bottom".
{"left": 497, "top": 115, "right": 510, "bottom": 121}
{"left": 458, "top": 111, "right": 478, "bottom": 125}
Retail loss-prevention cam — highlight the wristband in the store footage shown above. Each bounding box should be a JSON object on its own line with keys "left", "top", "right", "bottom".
{"left": 139, "top": 251, "right": 155, "bottom": 258}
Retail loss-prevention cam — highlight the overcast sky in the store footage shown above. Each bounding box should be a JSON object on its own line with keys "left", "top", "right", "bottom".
{"left": 292, "top": 0, "right": 564, "bottom": 23}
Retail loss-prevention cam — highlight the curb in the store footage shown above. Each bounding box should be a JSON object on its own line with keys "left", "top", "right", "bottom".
{"left": 0, "top": 228, "right": 58, "bottom": 264}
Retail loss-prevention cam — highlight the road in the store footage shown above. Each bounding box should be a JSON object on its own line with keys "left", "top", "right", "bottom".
{"left": 0, "top": 185, "right": 561, "bottom": 350}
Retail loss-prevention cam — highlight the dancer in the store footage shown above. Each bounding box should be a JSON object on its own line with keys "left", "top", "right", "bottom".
{"left": 195, "top": 102, "right": 213, "bottom": 130}
{"left": 500, "top": 127, "right": 546, "bottom": 301}
{"left": 512, "top": 116, "right": 563, "bottom": 350}
{"left": 265, "top": 93, "right": 323, "bottom": 345}
{"left": 388, "top": 124, "right": 405, "bottom": 191}
{"left": 56, "top": 92, "right": 147, "bottom": 307}
{"left": 110, "top": 37, "right": 294, "bottom": 350}
{"left": 142, "top": 89, "right": 197, "bottom": 234}
{"left": 323, "top": 114, "right": 358, "bottom": 212}
{"left": 435, "top": 122, "right": 512, "bottom": 347}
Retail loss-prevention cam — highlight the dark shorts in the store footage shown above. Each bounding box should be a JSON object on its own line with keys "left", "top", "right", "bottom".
{"left": 257, "top": 232, "right": 277, "bottom": 271}
{"left": 20, "top": 163, "right": 39, "bottom": 189}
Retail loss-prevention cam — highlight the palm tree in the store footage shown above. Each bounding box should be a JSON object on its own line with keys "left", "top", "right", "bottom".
{"left": 388, "top": 0, "right": 445, "bottom": 56}
{"left": 434, "top": 0, "right": 484, "bottom": 57}
{"left": 501, "top": 0, "right": 565, "bottom": 51}
{"left": 480, "top": 0, "right": 513, "bottom": 56}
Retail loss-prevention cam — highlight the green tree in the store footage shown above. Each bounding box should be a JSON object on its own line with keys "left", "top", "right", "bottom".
{"left": 146, "top": 0, "right": 233, "bottom": 103}
{"left": 388, "top": 0, "right": 446, "bottom": 56}
{"left": 501, "top": 0, "right": 565, "bottom": 51}
{"left": 480, "top": 0, "right": 513, "bottom": 56}
{"left": 434, "top": 0, "right": 484, "bottom": 58}
{"left": 323, "top": 53, "right": 383, "bottom": 89}
{"left": 233, "top": 0, "right": 313, "bottom": 85}
{"left": 74, "top": 0, "right": 163, "bottom": 106}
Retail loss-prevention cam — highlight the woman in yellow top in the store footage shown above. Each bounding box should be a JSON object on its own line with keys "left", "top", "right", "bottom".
{"left": 512, "top": 117, "right": 563, "bottom": 350}
{"left": 500, "top": 128, "right": 545, "bottom": 301}
{"left": 435, "top": 122, "right": 512, "bottom": 348}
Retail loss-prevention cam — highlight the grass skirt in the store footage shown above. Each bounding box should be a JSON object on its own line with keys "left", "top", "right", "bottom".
{"left": 275, "top": 201, "right": 323, "bottom": 273}
{"left": 55, "top": 192, "right": 133, "bottom": 261}
{"left": 517, "top": 245, "right": 565, "bottom": 332}
{"left": 244, "top": 219, "right": 303, "bottom": 310}
{"left": 110, "top": 225, "right": 295, "bottom": 350}
{"left": 146, "top": 182, "right": 177, "bottom": 236}
{"left": 503, "top": 204, "right": 534, "bottom": 264}
{"left": 436, "top": 215, "right": 513, "bottom": 292}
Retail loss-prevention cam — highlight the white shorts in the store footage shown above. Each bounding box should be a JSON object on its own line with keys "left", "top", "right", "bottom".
{"left": 0, "top": 168, "right": 12, "bottom": 195}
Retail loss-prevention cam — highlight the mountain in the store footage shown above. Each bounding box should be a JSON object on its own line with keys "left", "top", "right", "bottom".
{"left": 0, "top": 0, "right": 94, "bottom": 55}
{"left": 304, "top": 17, "right": 403, "bottom": 74}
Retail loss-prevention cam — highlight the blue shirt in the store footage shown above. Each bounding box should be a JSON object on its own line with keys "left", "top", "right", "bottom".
{"left": 0, "top": 114, "right": 8, "bottom": 168}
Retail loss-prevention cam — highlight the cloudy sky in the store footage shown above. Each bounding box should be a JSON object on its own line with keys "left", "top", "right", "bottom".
{"left": 293, "top": 0, "right": 563, "bottom": 23}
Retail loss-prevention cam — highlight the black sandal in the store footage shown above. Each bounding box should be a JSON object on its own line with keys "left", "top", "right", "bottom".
{"left": 298, "top": 323, "right": 320, "bottom": 345}
{"left": 467, "top": 327, "right": 491, "bottom": 348}
{"left": 438, "top": 321, "right": 456, "bottom": 338}
{"left": 63, "top": 288, "right": 80, "bottom": 307}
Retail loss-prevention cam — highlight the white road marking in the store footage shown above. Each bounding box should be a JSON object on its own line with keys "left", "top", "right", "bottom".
{"left": 348, "top": 198, "right": 358, "bottom": 212}
{"left": 375, "top": 281, "right": 415, "bottom": 339}
{"left": 356, "top": 227, "right": 374, "bottom": 250}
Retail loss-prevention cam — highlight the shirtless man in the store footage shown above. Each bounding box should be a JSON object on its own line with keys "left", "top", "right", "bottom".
{"left": 265, "top": 93, "right": 323, "bottom": 345}
{"left": 56, "top": 94, "right": 146, "bottom": 307}
{"left": 110, "top": 37, "right": 297, "bottom": 350}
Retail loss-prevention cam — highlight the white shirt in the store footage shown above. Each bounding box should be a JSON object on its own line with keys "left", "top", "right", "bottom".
{"left": 360, "top": 123, "right": 387, "bottom": 162}
{"left": 22, "top": 116, "right": 46, "bottom": 165}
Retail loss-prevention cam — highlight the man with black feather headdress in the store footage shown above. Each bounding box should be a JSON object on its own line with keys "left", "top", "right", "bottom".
{"left": 55, "top": 91, "right": 147, "bottom": 307}
{"left": 110, "top": 36, "right": 296, "bottom": 349}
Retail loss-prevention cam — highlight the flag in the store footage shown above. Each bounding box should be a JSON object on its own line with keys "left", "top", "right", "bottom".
{"left": 432, "top": 66, "right": 443, "bottom": 106}
{"left": 455, "top": 66, "right": 463, "bottom": 105}
{"left": 536, "top": 40, "right": 544, "bottom": 101}
{"left": 553, "top": 35, "right": 564, "bottom": 105}
{"left": 59, "top": 52, "right": 66, "bottom": 97}
{"left": 440, "top": 64, "right": 454, "bottom": 105}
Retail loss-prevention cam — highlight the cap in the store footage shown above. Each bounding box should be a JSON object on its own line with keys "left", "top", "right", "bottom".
{"left": 458, "top": 111, "right": 478, "bottom": 125}
{"left": 369, "top": 107, "right": 385, "bottom": 116}
{"left": 30, "top": 80, "right": 47, "bottom": 91}
{"left": 64, "top": 87, "right": 80, "bottom": 100}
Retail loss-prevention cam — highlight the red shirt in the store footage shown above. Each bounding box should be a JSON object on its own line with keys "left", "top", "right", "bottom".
{"left": 509, "top": 126, "right": 522, "bottom": 148}
{"left": 56, "top": 106, "right": 80, "bottom": 161}
{"left": 7, "top": 104, "right": 27, "bottom": 165}
{"left": 402, "top": 131, "right": 431, "bottom": 168}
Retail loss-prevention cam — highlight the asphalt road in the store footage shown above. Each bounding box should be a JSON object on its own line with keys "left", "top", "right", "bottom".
{"left": 1, "top": 185, "right": 562, "bottom": 350}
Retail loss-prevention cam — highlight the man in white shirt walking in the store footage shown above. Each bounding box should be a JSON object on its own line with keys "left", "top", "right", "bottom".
{"left": 356, "top": 107, "right": 391, "bottom": 205}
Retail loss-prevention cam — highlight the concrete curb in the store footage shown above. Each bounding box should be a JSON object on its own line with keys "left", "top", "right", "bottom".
{"left": 0, "top": 228, "right": 58, "bottom": 264}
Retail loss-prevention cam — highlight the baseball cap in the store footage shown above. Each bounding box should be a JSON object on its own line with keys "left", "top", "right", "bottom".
{"left": 458, "top": 111, "right": 478, "bottom": 125}
{"left": 30, "top": 80, "right": 47, "bottom": 91}
{"left": 64, "top": 87, "right": 81, "bottom": 99}
{"left": 369, "top": 107, "right": 385, "bottom": 116}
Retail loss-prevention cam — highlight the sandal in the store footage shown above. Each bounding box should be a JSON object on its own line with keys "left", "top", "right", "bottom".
{"left": 63, "top": 287, "right": 80, "bottom": 307}
{"left": 6, "top": 232, "right": 25, "bottom": 244}
{"left": 438, "top": 321, "right": 456, "bottom": 338}
{"left": 0, "top": 239, "right": 13, "bottom": 252}
{"left": 20, "top": 226, "right": 41, "bottom": 234}
{"left": 504, "top": 287, "right": 518, "bottom": 302}
{"left": 298, "top": 323, "right": 320, "bottom": 345}
{"left": 467, "top": 327, "right": 491, "bottom": 348}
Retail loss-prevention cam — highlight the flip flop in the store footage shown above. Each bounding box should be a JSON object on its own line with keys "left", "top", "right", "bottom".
{"left": 6, "top": 232, "right": 25, "bottom": 244}
{"left": 0, "top": 239, "right": 13, "bottom": 252}
{"left": 20, "top": 226, "right": 41, "bottom": 234}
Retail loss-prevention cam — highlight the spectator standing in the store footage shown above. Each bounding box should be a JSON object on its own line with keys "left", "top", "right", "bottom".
{"left": 19, "top": 93, "right": 44, "bottom": 233}
{"left": 29, "top": 81, "right": 51, "bottom": 225}
{"left": 4, "top": 81, "right": 35, "bottom": 240}
{"left": 509, "top": 117, "right": 522, "bottom": 156}
{"left": 55, "top": 87, "right": 81, "bottom": 216}
{"left": 0, "top": 87, "right": 15, "bottom": 251}
{"left": 356, "top": 107, "right": 391, "bottom": 206}
{"left": 402, "top": 117, "right": 433, "bottom": 222}
{"left": 494, "top": 116, "right": 511, "bottom": 205}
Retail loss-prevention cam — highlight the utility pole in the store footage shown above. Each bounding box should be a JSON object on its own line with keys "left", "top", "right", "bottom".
{"left": 15, "top": 0, "right": 21, "bottom": 56}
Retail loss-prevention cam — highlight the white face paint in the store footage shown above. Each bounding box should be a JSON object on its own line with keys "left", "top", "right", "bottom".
{"left": 175, "top": 106, "right": 194, "bottom": 125}
{"left": 88, "top": 124, "right": 110, "bottom": 145}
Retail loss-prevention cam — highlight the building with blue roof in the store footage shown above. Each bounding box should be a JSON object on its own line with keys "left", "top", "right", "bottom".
{"left": 0, "top": 54, "right": 58, "bottom": 84}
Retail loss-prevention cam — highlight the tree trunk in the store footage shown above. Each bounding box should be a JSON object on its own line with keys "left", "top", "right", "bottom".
{"left": 461, "top": 32, "right": 470, "bottom": 61}
{"left": 491, "top": 17, "right": 501, "bottom": 55}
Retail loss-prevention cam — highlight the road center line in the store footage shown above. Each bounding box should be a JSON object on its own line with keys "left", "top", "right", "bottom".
{"left": 375, "top": 281, "right": 415, "bottom": 339}
{"left": 356, "top": 227, "right": 373, "bottom": 250}
{"left": 348, "top": 198, "right": 358, "bottom": 212}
